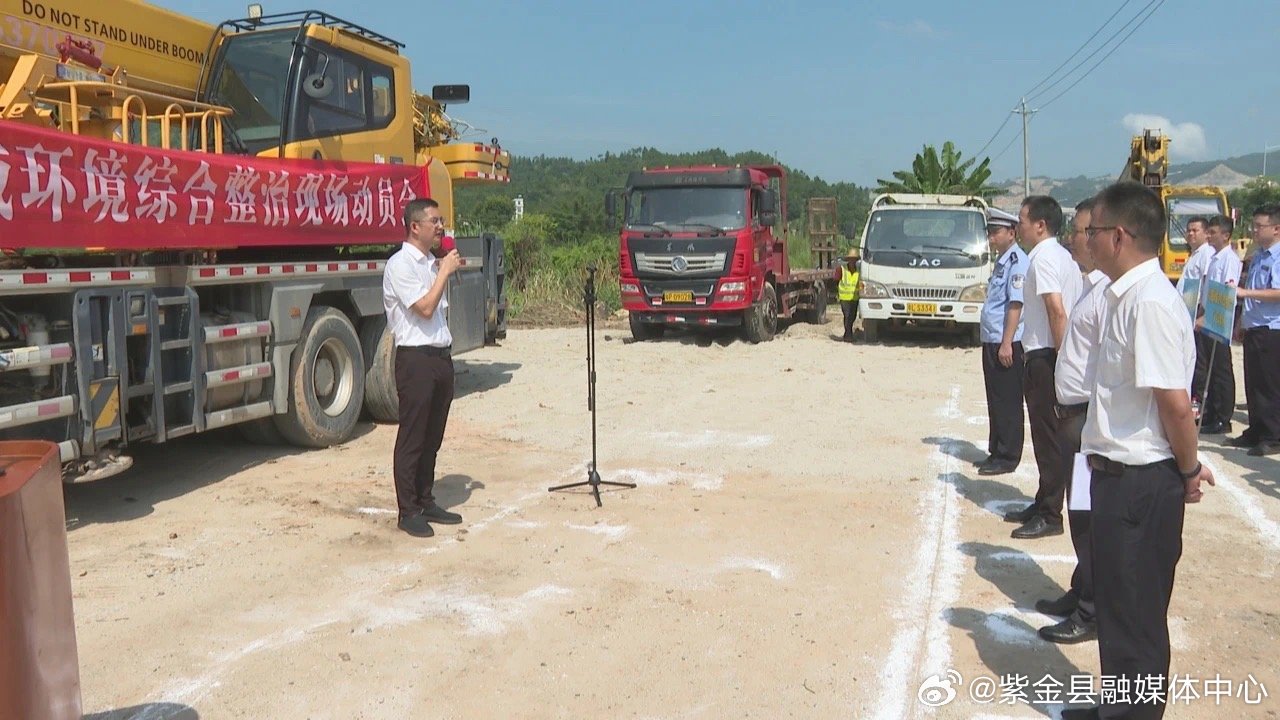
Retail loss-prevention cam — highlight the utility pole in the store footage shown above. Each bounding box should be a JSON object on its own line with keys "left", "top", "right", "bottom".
{"left": 1013, "top": 97, "right": 1038, "bottom": 198}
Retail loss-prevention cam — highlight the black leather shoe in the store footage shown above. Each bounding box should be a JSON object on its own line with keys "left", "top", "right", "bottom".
{"left": 1012, "top": 515, "right": 1064, "bottom": 539}
{"left": 1248, "top": 441, "right": 1280, "bottom": 457}
{"left": 1199, "top": 421, "right": 1231, "bottom": 435}
{"left": 397, "top": 513, "right": 435, "bottom": 538}
{"left": 1061, "top": 707, "right": 1100, "bottom": 720}
{"left": 1225, "top": 434, "right": 1259, "bottom": 449}
{"left": 421, "top": 503, "right": 463, "bottom": 525}
{"left": 1002, "top": 503, "right": 1038, "bottom": 524}
{"left": 1034, "top": 591, "right": 1078, "bottom": 618}
{"left": 1038, "top": 617, "right": 1097, "bottom": 644}
{"left": 978, "top": 460, "right": 1018, "bottom": 476}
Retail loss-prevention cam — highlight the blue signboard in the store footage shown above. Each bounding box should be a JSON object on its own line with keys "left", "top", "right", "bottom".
{"left": 1201, "top": 280, "right": 1236, "bottom": 346}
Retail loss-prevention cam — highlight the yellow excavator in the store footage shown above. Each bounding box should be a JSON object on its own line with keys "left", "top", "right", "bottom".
{"left": 1120, "top": 129, "right": 1230, "bottom": 280}
{"left": 0, "top": 0, "right": 509, "bottom": 227}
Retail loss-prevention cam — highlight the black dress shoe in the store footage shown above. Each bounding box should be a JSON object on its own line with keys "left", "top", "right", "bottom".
{"left": 1061, "top": 707, "right": 1100, "bottom": 720}
{"left": 1034, "top": 591, "right": 1078, "bottom": 618}
{"left": 1199, "top": 421, "right": 1232, "bottom": 435}
{"left": 977, "top": 460, "right": 1018, "bottom": 476}
{"left": 1249, "top": 441, "right": 1280, "bottom": 457}
{"left": 1002, "top": 503, "right": 1038, "bottom": 524}
{"left": 397, "top": 513, "right": 435, "bottom": 538}
{"left": 421, "top": 503, "right": 463, "bottom": 524}
{"left": 1038, "top": 616, "right": 1097, "bottom": 644}
{"left": 1225, "top": 434, "right": 1259, "bottom": 449}
{"left": 1012, "top": 515, "right": 1064, "bottom": 539}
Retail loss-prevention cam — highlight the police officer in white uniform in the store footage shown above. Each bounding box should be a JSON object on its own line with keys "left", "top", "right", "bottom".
{"left": 1006, "top": 195, "right": 1084, "bottom": 539}
{"left": 977, "top": 207, "right": 1028, "bottom": 476}
{"left": 1066, "top": 181, "right": 1214, "bottom": 720}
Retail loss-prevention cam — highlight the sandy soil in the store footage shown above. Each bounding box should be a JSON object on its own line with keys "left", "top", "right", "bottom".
{"left": 62, "top": 317, "right": 1279, "bottom": 720}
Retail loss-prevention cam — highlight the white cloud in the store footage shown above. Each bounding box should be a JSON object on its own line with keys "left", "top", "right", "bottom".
{"left": 875, "top": 19, "right": 942, "bottom": 38}
{"left": 1122, "top": 114, "right": 1209, "bottom": 161}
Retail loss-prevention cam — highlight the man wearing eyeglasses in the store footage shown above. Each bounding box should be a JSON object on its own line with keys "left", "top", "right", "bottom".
{"left": 1005, "top": 195, "right": 1083, "bottom": 540}
{"left": 1226, "top": 204, "right": 1280, "bottom": 456}
{"left": 1068, "top": 181, "right": 1214, "bottom": 720}
{"left": 383, "top": 198, "right": 465, "bottom": 538}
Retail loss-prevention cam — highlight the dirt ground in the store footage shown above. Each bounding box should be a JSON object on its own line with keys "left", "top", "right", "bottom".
{"left": 64, "top": 317, "right": 1279, "bottom": 720}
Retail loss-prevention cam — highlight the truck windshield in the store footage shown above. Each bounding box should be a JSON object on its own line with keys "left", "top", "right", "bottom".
{"left": 625, "top": 187, "right": 747, "bottom": 231}
{"left": 862, "top": 209, "right": 987, "bottom": 268}
{"left": 1167, "top": 196, "right": 1224, "bottom": 251}
{"left": 208, "top": 30, "right": 295, "bottom": 154}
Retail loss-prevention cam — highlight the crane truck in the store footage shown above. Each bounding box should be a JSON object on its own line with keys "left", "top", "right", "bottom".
{"left": 611, "top": 165, "right": 835, "bottom": 343}
{"left": 1120, "top": 129, "right": 1231, "bottom": 281}
{"left": 0, "top": 0, "right": 512, "bottom": 481}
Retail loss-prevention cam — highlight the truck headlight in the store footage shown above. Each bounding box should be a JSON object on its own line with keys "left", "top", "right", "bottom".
{"left": 958, "top": 283, "right": 987, "bottom": 302}
{"left": 620, "top": 282, "right": 641, "bottom": 295}
{"left": 859, "top": 280, "right": 889, "bottom": 299}
{"left": 719, "top": 281, "right": 746, "bottom": 293}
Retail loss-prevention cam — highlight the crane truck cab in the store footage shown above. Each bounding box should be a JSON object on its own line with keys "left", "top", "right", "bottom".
{"left": 856, "top": 193, "right": 991, "bottom": 344}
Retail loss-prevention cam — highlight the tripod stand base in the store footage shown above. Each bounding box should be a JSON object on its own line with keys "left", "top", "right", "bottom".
{"left": 548, "top": 469, "right": 637, "bottom": 507}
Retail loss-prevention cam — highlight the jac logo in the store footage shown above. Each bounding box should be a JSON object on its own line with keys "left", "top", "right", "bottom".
{"left": 909, "top": 258, "right": 942, "bottom": 267}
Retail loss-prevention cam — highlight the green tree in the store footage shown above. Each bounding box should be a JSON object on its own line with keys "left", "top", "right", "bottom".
{"left": 1228, "top": 178, "right": 1280, "bottom": 235}
{"left": 469, "top": 195, "right": 516, "bottom": 231}
{"left": 875, "top": 141, "right": 1000, "bottom": 198}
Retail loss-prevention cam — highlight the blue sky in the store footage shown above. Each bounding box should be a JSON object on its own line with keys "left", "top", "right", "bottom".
{"left": 167, "top": 0, "right": 1277, "bottom": 186}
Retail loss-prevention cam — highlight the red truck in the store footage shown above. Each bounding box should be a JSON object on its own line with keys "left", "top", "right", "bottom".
{"left": 610, "top": 165, "right": 835, "bottom": 342}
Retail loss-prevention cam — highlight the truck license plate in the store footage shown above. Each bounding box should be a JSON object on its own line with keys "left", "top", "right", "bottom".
{"left": 907, "top": 302, "right": 937, "bottom": 314}
{"left": 663, "top": 291, "right": 694, "bottom": 303}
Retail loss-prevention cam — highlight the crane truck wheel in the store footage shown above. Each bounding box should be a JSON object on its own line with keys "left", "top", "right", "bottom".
{"left": 360, "top": 315, "right": 399, "bottom": 423}
{"left": 274, "top": 307, "right": 366, "bottom": 448}
{"left": 629, "top": 313, "right": 665, "bottom": 341}
{"left": 743, "top": 283, "right": 778, "bottom": 343}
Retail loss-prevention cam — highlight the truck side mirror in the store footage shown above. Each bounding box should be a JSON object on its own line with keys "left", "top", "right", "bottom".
{"left": 432, "top": 84, "right": 470, "bottom": 106}
{"left": 760, "top": 211, "right": 778, "bottom": 227}
{"left": 759, "top": 190, "right": 777, "bottom": 214}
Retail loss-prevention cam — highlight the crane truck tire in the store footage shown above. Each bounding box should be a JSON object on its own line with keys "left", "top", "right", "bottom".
{"left": 360, "top": 315, "right": 399, "bottom": 423}
{"left": 273, "top": 307, "right": 366, "bottom": 448}
{"left": 743, "top": 283, "right": 778, "bottom": 343}
{"left": 628, "top": 313, "right": 665, "bottom": 341}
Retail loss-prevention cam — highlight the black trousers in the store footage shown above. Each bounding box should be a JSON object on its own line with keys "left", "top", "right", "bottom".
{"left": 982, "top": 341, "right": 1024, "bottom": 464}
{"left": 1090, "top": 458, "right": 1185, "bottom": 720}
{"left": 1200, "top": 332, "right": 1235, "bottom": 427}
{"left": 1058, "top": 410, "right": 1093, "bottom": 624}
{"left": 392, "top": 347, "right": 455, "bottom": 518}
{"left": 840, "top": 300, "right": 858, "bottom": 339}
{"left": 1024, "top": 349, "right": 1066, "bottom": 523}
{"left": 1242, "top": 328, "right": 1280, "bottom": 443}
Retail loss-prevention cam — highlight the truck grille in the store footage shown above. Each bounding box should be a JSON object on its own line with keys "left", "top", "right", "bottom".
{"left": 891, "top": 286, "right": 959, "bottom": 300}
{"left": 634, "top": 252, "right": 727, "bottom": 275}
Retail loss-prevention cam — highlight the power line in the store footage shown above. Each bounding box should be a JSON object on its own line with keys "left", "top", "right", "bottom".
{"left": 971, "top": 0, "right": 1135, "bottom": 159}
{"left": 991, "top": 127, "right": 1023, "bottom": 164}
{"left": 1038, "top": 0, "right": 1166, "bottom": 110}
{"left": 1023, "top": 0, "right": 1134, "bottom": 99}
{"left": 1029, "top": 0, "right": 1161, "bottom": 103}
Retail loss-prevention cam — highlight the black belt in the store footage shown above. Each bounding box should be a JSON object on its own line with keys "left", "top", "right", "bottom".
{"left": 1025, "top": 348, "right": 1057, "bottom": 360}
{"left": 1054, "top": 402, "right": 1088, "bottom": 420}
{"left": 1087, "top": 454, "right": 1173, "bottom": 476}
{"left": 399, "top": 344, "right": 451, "bottom": 357}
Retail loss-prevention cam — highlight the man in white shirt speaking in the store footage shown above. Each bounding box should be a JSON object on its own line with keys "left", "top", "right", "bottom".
{"left": 383, "top": 198, "right": 465, "bottom": 538}
{"left": 1069, "top": 181, "right": 1215, "bottom": 720}
{"left": 1006, "top": 196, "right": 1083, "bottom": 540}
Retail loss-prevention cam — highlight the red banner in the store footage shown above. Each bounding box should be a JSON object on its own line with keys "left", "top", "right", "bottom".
{"left": 0, "top": 119, "right": 431, "bottom": 251}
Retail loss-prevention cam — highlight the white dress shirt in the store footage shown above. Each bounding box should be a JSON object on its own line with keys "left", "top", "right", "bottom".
{"left": 1022, "top": 238, "right": 1084, "bottom": 352}
{"left": 1204, "top": 245, "right": 1243, "bottom": 288}
{"left": 383, "top": 242, "right": 452, "bottom": 347}
{"left": 1081, "top": 258, "right": 1195, "bottom": 465}
{"left": 1055, "top": 269, "right": 1111, "bottom": 405}
{"left": 1176, "top": 242, "right": 1214, "bottom": 293}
